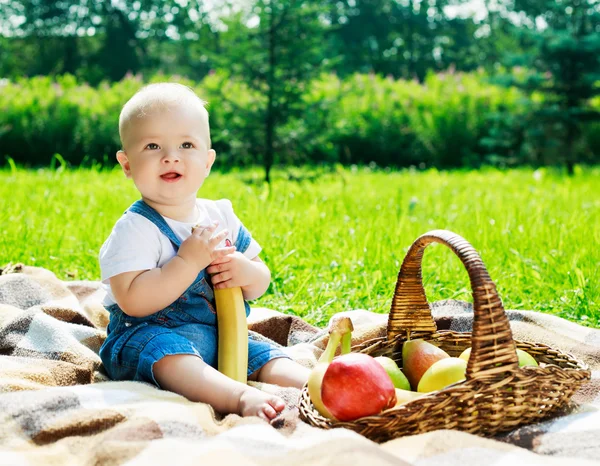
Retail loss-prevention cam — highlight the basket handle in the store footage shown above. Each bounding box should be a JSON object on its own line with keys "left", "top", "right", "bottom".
{"left": 387, "top": 230, "right": 519, "bottom": 379}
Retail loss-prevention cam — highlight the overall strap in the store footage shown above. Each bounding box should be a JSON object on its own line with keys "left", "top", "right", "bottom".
{"left": 127, "top": 200, "right": 182, "bottom": 249}
{"left": 234, "top": 224, "right": 252, "bottom": 254}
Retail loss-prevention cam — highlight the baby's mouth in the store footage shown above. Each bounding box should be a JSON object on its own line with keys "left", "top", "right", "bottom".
{"left": 160, "top": 172, "right": 182, "bottom": 181}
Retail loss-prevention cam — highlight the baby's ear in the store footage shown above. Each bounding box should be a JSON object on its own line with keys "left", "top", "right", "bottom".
{"left": 206, "top": 149, "right": 216, "bottom": 172}
{"left": 116, "top": 151, "right": 132, "bottom": 178}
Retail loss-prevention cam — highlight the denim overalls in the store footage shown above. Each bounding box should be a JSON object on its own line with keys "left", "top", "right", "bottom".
{"left": 99, "top": 200, "right": 289, "bottom": 387}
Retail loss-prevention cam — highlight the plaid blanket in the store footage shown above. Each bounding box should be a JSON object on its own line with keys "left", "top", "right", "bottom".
{"left": 1, "top": 264, "right": 599, "bottom": 465}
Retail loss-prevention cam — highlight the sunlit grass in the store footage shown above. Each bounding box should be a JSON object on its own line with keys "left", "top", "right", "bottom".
{"left": 1, "top": 165, "right": 598, "bottom": 328}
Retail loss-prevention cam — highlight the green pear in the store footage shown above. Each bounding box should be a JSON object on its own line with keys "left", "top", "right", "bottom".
{"left": 459, "top": 347, "right": 539, "bottom": 367}
{"left": 516, "top": 349, "right": 539, "bottom": 367}
{"left": 374, "top": 356, "right": 411, "bottom": 391}
{"left": 402, "top": 339, "right": 450, "bottom": 390}
{"left": 417, "top": 357, "right": 467, "bottom": 393}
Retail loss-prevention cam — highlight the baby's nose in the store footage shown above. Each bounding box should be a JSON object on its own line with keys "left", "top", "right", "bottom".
{"left": 163, "top": 151, "right": 181, "bottom": 162}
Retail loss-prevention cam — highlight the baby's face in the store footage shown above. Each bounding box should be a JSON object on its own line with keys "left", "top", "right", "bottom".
{"left": 119, "top": 102, "right": 215, "bottom": 208}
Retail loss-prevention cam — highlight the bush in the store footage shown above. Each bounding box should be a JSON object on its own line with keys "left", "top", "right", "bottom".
{"left": 0, "top": 71, "right": 598, "bottom": 168}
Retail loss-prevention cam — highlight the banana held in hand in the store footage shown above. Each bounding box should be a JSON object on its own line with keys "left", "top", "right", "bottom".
{"left": 215, "top": 287, "right": 248, "bottom": 383}
{"left": 192, "top": 223, "right": 248, "bottom": 383}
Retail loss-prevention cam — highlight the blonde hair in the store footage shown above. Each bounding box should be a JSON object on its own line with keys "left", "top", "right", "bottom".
{"left": 119, "top": 82, "right": 211, "bottom": 148}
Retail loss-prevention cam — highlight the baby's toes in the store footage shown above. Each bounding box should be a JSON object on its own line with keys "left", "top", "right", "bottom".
{"left": 262, "top": 403, "right": 278, "bottom": 420}
{"left": 269, "top": 396, "right": 286, "bottom": 413}
{"left": 256, "top": 409, "right": 271, "bottom": 422}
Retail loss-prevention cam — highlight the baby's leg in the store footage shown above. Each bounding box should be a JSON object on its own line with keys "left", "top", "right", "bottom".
{"left": 252, "top": 357, "right": 311, "bottom": 389}
{"left": 153, "top": 354, "right": 285, "bottom": 421}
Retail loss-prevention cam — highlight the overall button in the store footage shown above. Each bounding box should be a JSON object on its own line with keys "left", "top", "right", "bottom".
{"left": 125, "top": 322, "right": 132, "bottom": 327}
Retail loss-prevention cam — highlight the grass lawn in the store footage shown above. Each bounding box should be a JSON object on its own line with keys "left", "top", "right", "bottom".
{"left": 1, "top": 165, "right": 598, "bottom": 328}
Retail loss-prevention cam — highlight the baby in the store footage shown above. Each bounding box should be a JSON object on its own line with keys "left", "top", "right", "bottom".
{"left": 99, "top": 82, "right": 310, "bottom": 421}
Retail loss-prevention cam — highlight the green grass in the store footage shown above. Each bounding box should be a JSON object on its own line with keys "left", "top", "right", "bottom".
{"left": 1, "top": 165, "right": 598, "bottom": 328}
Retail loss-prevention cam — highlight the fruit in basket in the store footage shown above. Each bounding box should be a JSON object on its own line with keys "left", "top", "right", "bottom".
{"left": 458, "top": 348, "right": 470, "bottom": 362}
{"left": 458, "top": 347, "right": 539, "bottom": 367}
{"left": 306, "top": 316, "right": 354, "bottom": 420}
{"left": 402, "top": 339, "right": 450, "bottom": 390}
{"left": 307, "top": 316, "right": 397, "bottom": 421}
{"left": 392, "top": 388, "right": 425, "bottom": 406}
{"left": 516, "top": 349, "right": 539, "bottom": 367}
{"left": 417, "top": 357, "right": 467, "bottom": 393}
{"left": 322, "top": 353, "right": 397, "bottom": 421}
{"left": 374, "top": 356, "right": 411, "bottom": 391}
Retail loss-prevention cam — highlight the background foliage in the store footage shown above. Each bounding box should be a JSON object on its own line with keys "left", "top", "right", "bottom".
{"left": 1, "top": 0, "right": 599, "bottom": 177}
{"left": 1, "top": 71, "right": 599, "bottom": 170}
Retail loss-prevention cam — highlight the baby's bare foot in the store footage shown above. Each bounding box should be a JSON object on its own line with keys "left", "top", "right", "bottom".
{"left": 238, "top": 387, "right": 285, "bottom": 421}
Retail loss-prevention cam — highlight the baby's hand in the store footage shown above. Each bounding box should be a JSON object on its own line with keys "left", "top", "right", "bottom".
{"left": 207, "top": 251, "right": 256, "bottom": 289}
{"left": 177, "top": 222, "right": 236, "bottom": 272}
{"left": 238, "top": 386, "right": 286, "bottom": 421}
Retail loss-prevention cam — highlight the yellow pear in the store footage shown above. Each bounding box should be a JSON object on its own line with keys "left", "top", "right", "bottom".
{"left": 459, "top": 347, "right": 539, "bottom": 367}
{"left": 393, "top": 388, "right": 425, "bottom": 406}
{"left": 417, "top": 357, "right": 467, "bottom": 393}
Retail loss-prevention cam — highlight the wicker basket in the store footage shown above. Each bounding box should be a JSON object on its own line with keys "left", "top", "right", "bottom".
{"left": 299, "top": 230, "right": 591, "bottom": 443}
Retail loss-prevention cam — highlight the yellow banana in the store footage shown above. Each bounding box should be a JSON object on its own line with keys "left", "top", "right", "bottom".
{"left": 214, "top": 286, "right": 248, "bottom": 383}
{"left": 307, "top": 315, "right": 354, "bottom": 420}
{"left": 191, "top": 224, "right": 248, "bottom": 384}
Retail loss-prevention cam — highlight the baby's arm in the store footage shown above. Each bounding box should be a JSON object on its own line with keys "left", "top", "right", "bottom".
{"left": 111, "top": 223, "right": 234, "bottom": 317}
{"left": 241, "top": 257, "right": 271, "bottom": 300}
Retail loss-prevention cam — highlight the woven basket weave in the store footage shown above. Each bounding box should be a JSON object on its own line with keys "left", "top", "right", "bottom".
{"left": 298, "top": 230, "right": 591, "bottom": 443}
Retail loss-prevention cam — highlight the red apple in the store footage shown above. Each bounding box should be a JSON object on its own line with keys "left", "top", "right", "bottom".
{"left": 321, "top": 353, "right": 396, "bottom": 421}
{"left": 308, "top": 316, "right": 396, "bottom": 421}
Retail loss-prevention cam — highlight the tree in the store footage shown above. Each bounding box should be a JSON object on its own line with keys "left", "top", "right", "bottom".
{"left": 320, "top": 0, "right": 494, "bottom": 81}
{"left": 503, "top": 0, "right": 600, "bottom": 174}
{"left": 216, "top": 0, "right": 329, "bottom": 182}
{"left": 0, "top": 0, "right": 223, "bottom": 83}
{"left": 0, "top": 0, "right": 92, "bottom": 76}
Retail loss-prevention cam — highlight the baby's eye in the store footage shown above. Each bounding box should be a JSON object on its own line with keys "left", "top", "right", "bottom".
{"left": 181, "top": 142, "right": 194, "bottom": 149}
{"left": 145, "top": 143, "right": 159, "bottom": 150}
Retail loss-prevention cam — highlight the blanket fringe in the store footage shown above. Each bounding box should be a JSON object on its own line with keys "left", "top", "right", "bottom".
{"left": 0, "top": 262, "right": 23, "bottom": 275}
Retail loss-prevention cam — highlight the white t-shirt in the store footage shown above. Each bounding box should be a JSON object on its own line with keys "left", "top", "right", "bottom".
{"left": 99, "top": 198, "right": 261, "bottom": 307}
